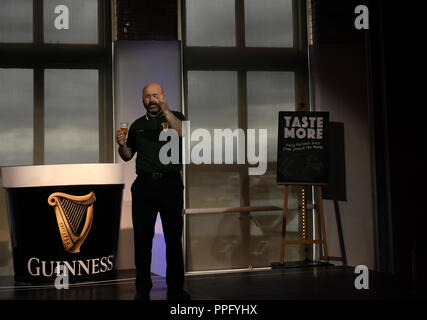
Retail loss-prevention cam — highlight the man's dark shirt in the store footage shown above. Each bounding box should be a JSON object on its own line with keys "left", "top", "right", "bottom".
{"left": 126, "top": 111, "right": 185, "bottom": 174}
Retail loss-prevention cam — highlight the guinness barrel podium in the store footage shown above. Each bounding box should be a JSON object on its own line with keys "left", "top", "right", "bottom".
{"left": 1, "top": 164, "right": 124, "bottom": 284}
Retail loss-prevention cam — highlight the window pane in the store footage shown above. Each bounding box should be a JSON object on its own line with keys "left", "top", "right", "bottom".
{"left": 187, "top": 71, "right": 238, "bottom": 164}
{"left": 44, "top": 69, "right": 99, "bottom": 164}
{"left": 44, "top": 0, "right": 98, "bottom": 44}
{"left": 187, "top": 71, "right": 238, "bottom": 129}
{"left": 0, "top": 69, "right": 33, "bottom": 166}
{"left": 0, "top": 0, "right": 33, "bottom": 43}
{"left": 247, "top": 72, "right": 297, "bottom": 232}
{"left": 185, "top": 211, "right": 307, "bottom": 272}
{"left": 187, "top": 169, "right": 240, "bottom": 208}
{"left": 186, "top": 0, "right": 235, "bottom": 46}
{"left": 186, "top": 213, "right": 249, "bottom": 272}
{"left": 244, "top": 0, "right": 293, "bottom": 47}
{"left": 186, "top": 71, "right": 240, "bottom": 208}
{"left": 247, "top": 71, "right": 294, "bottom": 162}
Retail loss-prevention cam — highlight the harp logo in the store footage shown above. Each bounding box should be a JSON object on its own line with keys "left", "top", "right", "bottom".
{"left": 48, "top": 192, "right": 96, "bottom": 253}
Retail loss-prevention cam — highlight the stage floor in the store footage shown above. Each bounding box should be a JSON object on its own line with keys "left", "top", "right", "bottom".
{"left": 0, "top": 265, "right": 417, "bottom": 300}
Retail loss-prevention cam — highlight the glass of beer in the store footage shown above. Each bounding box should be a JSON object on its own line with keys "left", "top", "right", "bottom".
{"left": 120, "top": 122, "right": 129, "bottom": 135}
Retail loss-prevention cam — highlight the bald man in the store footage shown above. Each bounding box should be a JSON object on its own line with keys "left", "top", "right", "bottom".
{"left": 116, "top": 83, "right": 189, "bottom": 300}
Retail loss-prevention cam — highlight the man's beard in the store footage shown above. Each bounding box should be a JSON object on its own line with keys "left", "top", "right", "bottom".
{"left": 144, "top": 102, "right": 161, "bottom": 116}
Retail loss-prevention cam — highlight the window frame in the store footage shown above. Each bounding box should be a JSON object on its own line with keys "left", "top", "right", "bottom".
{"left": 0, "top": 0, "right": 113, "bottom": 165}
{"left": 181, "top": 0, "right": 311, "bottom": 272}
{"left": 182, "top": 0, "right": 309, "bottom": 209}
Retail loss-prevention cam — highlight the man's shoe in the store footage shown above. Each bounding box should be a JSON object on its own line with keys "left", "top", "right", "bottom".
{"left": 134, "top": 291, "right": 150, "bottom": 300}
{"left": 167, "top": 289, "right": 191, "bottom": 300}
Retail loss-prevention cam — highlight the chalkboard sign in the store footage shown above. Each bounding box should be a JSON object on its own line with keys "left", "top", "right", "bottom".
{"left": 276, "top": 112, "right": 329, "bottom": 185}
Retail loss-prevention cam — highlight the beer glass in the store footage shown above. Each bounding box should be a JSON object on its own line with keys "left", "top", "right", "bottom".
{"left": 120, "top": 122, "right": 129, "bottom": 135}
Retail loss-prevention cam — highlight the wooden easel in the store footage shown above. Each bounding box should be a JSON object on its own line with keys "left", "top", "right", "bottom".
{"left": 279, "top": 183, "right": 329, "bottom": 264}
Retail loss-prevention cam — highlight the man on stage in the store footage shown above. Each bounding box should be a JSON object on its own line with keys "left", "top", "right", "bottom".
{"left": 116, "top": 82, "right": 189, "bottom": 300}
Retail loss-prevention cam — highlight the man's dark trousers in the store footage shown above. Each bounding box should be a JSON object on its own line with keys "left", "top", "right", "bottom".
{"left": 131, "top": 172, "right": 184, "bottom": 294}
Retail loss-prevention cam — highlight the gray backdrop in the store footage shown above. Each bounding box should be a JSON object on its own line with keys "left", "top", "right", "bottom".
{"left": 114, "top": 40, "right": 182, "bottom": 276}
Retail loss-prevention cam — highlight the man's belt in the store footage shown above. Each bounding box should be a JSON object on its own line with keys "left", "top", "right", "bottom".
{"left": 139, "top": 172, "right": 180, "bottom": 180}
